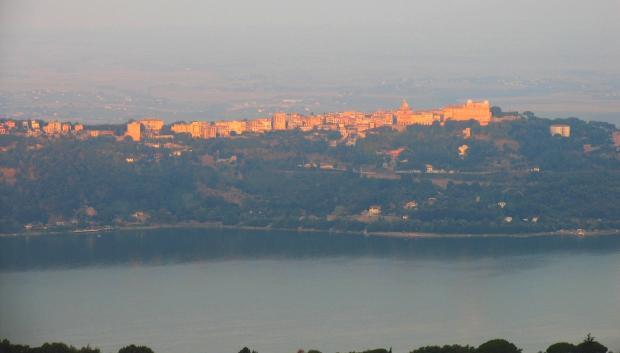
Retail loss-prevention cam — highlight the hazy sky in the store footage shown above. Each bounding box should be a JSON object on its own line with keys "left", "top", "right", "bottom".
{"left": 1, "top": 0, "right": 619, "bottom": 122}
{"left": 2, "top": 0, "right": 619, "bottom": 35}
{"left": 2, "top": 0, "right": 619, "bottom": 71}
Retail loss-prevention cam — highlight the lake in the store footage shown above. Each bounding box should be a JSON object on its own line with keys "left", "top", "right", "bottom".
{"left": 1, "top": 229, "right": 619, "bottom": 353}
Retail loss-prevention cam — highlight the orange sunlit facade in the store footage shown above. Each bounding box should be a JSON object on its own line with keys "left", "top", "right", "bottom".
{"left": 126, "top": 122, "right": 142, "bottom": 141}
{"left": 272, "top": 112, "right": 287, "bottom": 130}
{"left": 442, "top": 100, "right": 492, "bottom": 126}
{"left": 21, "top": 98, "right": 495, "bottom": 142}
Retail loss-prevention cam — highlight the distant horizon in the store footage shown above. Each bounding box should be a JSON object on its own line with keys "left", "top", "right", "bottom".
{"left": 1, "top": 0, "right": 619, "bottom": 125}
{"left": 1, "top": 97, "right": 617, "bottom": 127}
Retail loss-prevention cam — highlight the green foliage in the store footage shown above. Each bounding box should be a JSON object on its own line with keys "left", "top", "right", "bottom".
{"left": 476, "top": 339, "right": 521, "bottom": 353}
{"left": 0, "top": 336, "right": 612, "bottom": 353}
{"left": 575, "top": 334, "right": 607, "bottom": 353}
{"left": 1, "top": 115, "right": 618, "bottom": 234}
{"left": 117, "top": 345, "right": 155, "bottom": 353}
{"left": 238, "top": 347, "right": 257, "bottom": 353}
{"left": 546, "top": 342, "right": 576, "bottom": 353}
{"left": 0, "top": 339, "right": 29, "bottom": 353}
{"left": 0, "top": 339, "right": 101, "bottom": 353}
{"left": 412, "top": 345, "right": 475, "bottom": 353}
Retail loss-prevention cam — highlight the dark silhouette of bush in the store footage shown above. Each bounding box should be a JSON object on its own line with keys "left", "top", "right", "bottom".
{"left": 476, "top": 339, "right": 521, "bottom": 353}
{"left": 238, "top": 347, "right": 257, "bottom": 353}
{"left": 117, "top": 344, "right": 154, "bottom": 353}
{"left": 546, "top": 342, "right": 576, "bottom": 353}
{"left": 0, "top": 339, "right": 30, "bottom": 353}
{"left": 0, "top": 340, "right": 100, "bottom": 353}
{"left": 412, "top": 345, "right": 475, "bottom": 353}
{"left": 575, "top": 334, "right": 607, "bottom": 353}
{"left": 348, "top": 349, "right": 392, "bottom": 353}
{"left": 0, "top": 336, "right": 611, "bottom": 353}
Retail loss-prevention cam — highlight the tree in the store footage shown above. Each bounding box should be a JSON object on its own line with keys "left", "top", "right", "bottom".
{"left": 360, "top": 349, "right": 391, "bottom": 353}
{"left": 491, "top": 106, "right": 502, "bottom": 117}
{"left": 575, "top": 334, "right": 607, "bottom": 353}
{"left": 117, "top": 345, "right": 154, "bottom": 353}
{"left": 412, "top": 345, "right": 475, "bottom": 353}
{"left": 32, "top": 342, "right": 100, "bottom": 353}
{"left": 238, "top": 347, "right": 257, "bottom": 353}
{"left": 476, "top": 339, "right": 521, "bottom": 353}
{"left": 546, "top": 342, "right": 576, "bottom": 353}
{"left": 0, "top": 339, "right": 30, "bottom": 353}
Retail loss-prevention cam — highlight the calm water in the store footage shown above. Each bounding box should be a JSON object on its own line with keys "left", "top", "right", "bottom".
{"left": 1, "top": 229, "right": 619, "bottom": 353}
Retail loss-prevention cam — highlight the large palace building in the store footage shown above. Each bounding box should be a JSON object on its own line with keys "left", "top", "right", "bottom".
{"left": 394, "top": 99, "right": 491, "bottom": 127}
{"left": 442, "top": 100, "right": 492, "bottom": 126}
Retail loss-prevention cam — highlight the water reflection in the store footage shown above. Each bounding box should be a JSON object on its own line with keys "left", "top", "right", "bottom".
{"left": 1, "top": 228, "right": 619, "bottom": 271}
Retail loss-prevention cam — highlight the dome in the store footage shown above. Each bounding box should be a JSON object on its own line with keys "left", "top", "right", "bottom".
{"left": 399, "top": 99, "right": 411, "bottom": 112}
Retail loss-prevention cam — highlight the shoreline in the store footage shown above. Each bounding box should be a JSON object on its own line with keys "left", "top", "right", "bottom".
{"left": 1, "top": 222, "right": 620, "bottom": 239}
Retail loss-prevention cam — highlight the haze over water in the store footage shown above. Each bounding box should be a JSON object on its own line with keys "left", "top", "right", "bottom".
{"left": 1, "top": 229, "right": 619, "bottom": 353}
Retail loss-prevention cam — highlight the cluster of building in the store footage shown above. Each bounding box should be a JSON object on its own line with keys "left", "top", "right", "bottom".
{"left": 1, "top": 99, "right": 511, "bottom": 144}
{"left": 0, "top": 119, "right": 84, "bottom": 136}
{"left": 0, "top": 120, "right": 17, "bottom": 135}
{"left": 0, "top": 99, "right": 493, "bottom": 141}
{"left": 122, "top": 99, "right": 493, "bottom": 142}
{"left": 3, "top": 99, "right": 596, "bottom": 149}
{"left": 126, "top": 118, "right": 166, "bottom": 142}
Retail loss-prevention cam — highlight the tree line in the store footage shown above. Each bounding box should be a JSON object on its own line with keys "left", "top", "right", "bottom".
{"left": 0, "top": 335, "right": 612, "bottom": 353}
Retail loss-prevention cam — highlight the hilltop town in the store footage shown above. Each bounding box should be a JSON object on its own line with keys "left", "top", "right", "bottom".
{"left": 2, "top": 99, "right": 499, "bottom": 143}
{"left": 3, "top": 98, "right": 607, "bottom": 149}
{"left": 1, "top": 99, "right": 619, "bottom": 235}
